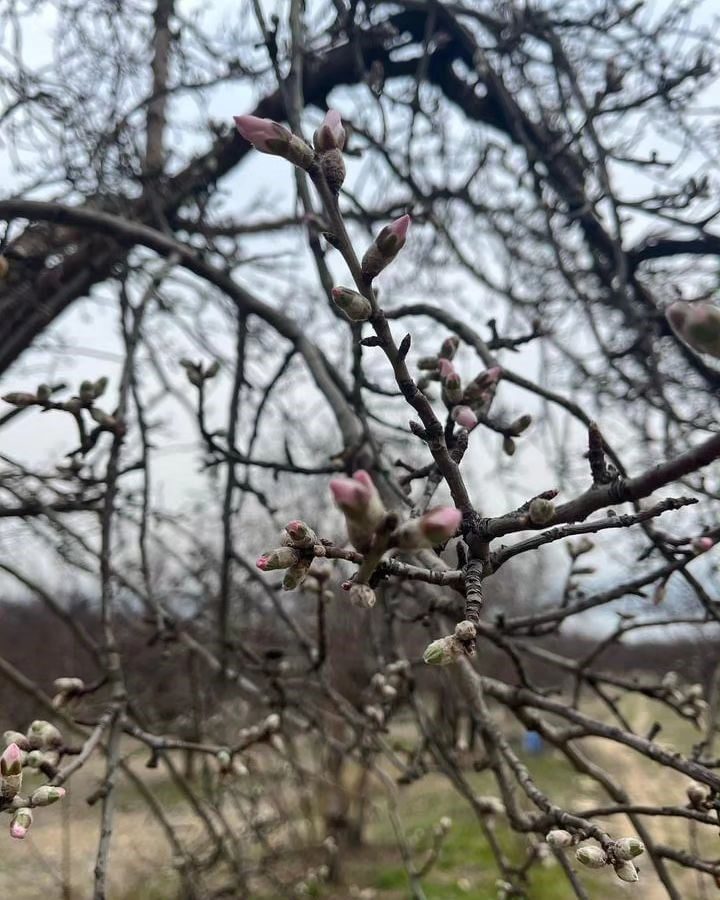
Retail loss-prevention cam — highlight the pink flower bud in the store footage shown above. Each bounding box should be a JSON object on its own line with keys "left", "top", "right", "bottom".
{"left": 256, "top": 547, "right": 300, "bottom": 571}
{"left": 451, "top": 405, "right": 477, "bottom": 430}
{"left": 361, "top": 215, "right": 412, "bottom": 281}
{"left": 233, "top": 115, "right": 314, "bottom": 170}
{"left": 330, "top": 470, "right": 386, "bottom": 551}
{"left": 10, "top": 808, "right": 32, "bottom": 840}
{"left": 234, "top": 115, "right": 291, "bottom": 152}
{"left": 440, "top": 336, "right": 459, "bottom": 360}
{"left": 282, "top": 520, "right": 318, "bottom": 548}
{"left": 313, "top": 109, "right": 346, "bottom": 152}
{"left": 1, "top": 743, "right": 23, "bottom": 777}
{"left": 692, "top": 536, "right": 715, "bottom": 555}
{"left": 437, "top": 359, "right": 456, "bottom": 380}
{"left": 420, "top": 507, "right": 462, "bottom": 543}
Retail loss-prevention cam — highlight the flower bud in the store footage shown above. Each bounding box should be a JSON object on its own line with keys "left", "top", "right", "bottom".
{"left": 25, "top": 750, "right": 44, "bottom": 768}
{"left": 440, "top": 336, "right": 459, "bottom": 360}
{"left": 454, "top": 620, "right": 476, "bottom": 642}
{"left": 1, "top": 743, "right": 23, "bottom": 778}
{"left": 349, "top": 583, "right": 376, "bottom": 608}
{"left": 451, "top": 405, "right": 478, "bottom": 431}
{"left": 234, "top": 115, "right": 314, "bottom": 170}
{"left": 93, "top": 376, "right": 109, "bottom": 398}
{"left": 528, "top": 498, "right": 555, "bottom": 525}
{"left": 687, "top": 781, "right": 710, "bottom": 807}
{"left": 27, "top": 720, "right": 63, "bottom": 750}
{"left": 205, "top": 360, "right": 220, "bottom": 379}
{"left": 692, "top": 536, "right": 714, "bottom": 555}
{"left": 9, "top": 807, "right": 32, "bottom": 840}
{"left": 3, "top": 731, "right": 30, "bottom": 752}
{"left": 2, "top": 392, "right": 37, "bottom": 407}
{"left": 79, "top": 380, "right": 94, "bottom": 403}
{"left": 256, "top": 547, "right": 300, "bottom": 571}
{"left": 546, "top": 829, "right": 573, "bottom": 849}
{"left": 575, "top": 846, "right": 608, "bottom": 868}
{"left": 667, "top": 301, "right": 720, "bottom": 358}
{"left": 423, "top": 635, "right": 463, "bottom": 666}
{"left": 216, "top": 750, "right": 232, "bottom": 773}
{"left": 614, "top": 860, "right": 639, "bottom": 883}
{"left": 441, "top": 371, "right": 463, "bottom": 406}
{"left": 394, "top": 507, "right": 461, "bottom": 549}
{"left": 282, "top": 520, "right": 318, "bottom": 549}
{"left": 320, "top": 149, "right": 346, "bottom": 193}
{"left": 463, "top": 366, "right": 502, "bottom": 407}
{"left": 282, "top": 558, "right": 312, "bottom": 591}
{"left": 329, "top": 470, "right": 385, "bottom": 551}
{"left": 264, "top": 713, "right": 281, "bottom": 732}
{"left": 331, "top": 287, "right": 372, "bottom": 322}
{"left": 30, "top": 785, "right": 66, "bottom": 807}
{"left": 313, "top": 109, "right": 346, "bottom": 152}
{"left": 509, "top": 414, "right": 532, "bottom": 436}
{"left": 613, "top": 837, "right": 644, "bottom": 861}
{"left": 502, "top": 436, "right": 516, "bottom": 456}
{"left": 361, "top": 215, "right": 411, "bottom": 281}
{"left": 53, "top": 677, "right": 84, "bottom": 695}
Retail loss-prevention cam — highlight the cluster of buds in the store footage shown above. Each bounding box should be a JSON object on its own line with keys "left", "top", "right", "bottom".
{"left": 179, "top": 358, "right": 220, "bottom": 388}
{"left": 667, "top": 301, "right": 720, "bottom": 359}
{"left": 215, "top": 748, "right": 248, "bottom": 778}
{"left": 313, "top": 108, "right": 346, "bottom": 193}
{"left": 234, "top": 115, "right": 314, "bottom": 171}
{"left": 256, "top": 520, "right": 322, "bottom": 591}
{"left": 369, "top": 660, "right": 409, "bottom": 703}
{"left": 1, "top": 727, "right": 67, "bottom": 840}
{"left": 361, "top": 214, "right": 411, "bottom": 281}
{"left": 574, "top": 837, "right": 643, "bottom": 883}
{"left": 423, "top": 620, "right": 477, "bottom": 666}
{"left": 660, "top": 675, "right": 708, "bottom": 722}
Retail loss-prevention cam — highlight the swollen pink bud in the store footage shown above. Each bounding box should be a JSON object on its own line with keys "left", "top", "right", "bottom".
{"left": 451, "top": 405, "right": 477, "bottom": 430}
{"left": 420, "top": 507, "right": 462, "bottom": 544}
{"left": 388, "top": 214, "right": 411, "bottom": 243}
{"left": 329, "top": 477, "right": 371, "bottom": 513}
{"left": 234, "top": 115, "right": 291, "bottom": 152}
{"left": 330, "top": 470, "right": 385, "bottom": 551}
{"left": 692, "top": 536, "right": 715, "bottom": 555}
{"left": 1, "top": 743, "right": 23, "bottom": 777}
{"left": 437, "top": 359, "right": 456, "bottom": 380}
{"left": 9, "top": 808, "right": 32, "bottom": 840}
{"left": 256, "top": 547, "right": 300, "bottom": 571}
{"left": 314, "top": 109, "right": 346, "bottom": 152}
{"left": 233, "top": 115, "right": 313, "bottom": 169}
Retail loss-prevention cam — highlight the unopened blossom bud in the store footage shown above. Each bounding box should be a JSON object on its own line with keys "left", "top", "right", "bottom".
{"left": 1, "top": 743, "right": 23, "bottom": 778}
{"left": 454, "top": 620, "right": 476, "bottom": 642}
{"left": 53, "top": 677, "right": 84, "bottom": 694}
{"left": 440, "top": 336, "right": 459, "bottom": 360}
{"left": 329, "top": 470, "right": 385, "bottom": 551}
{"left": 30, "top": 785, "right": 66, "bottom": 807}
{"left": 321, "top": 148, "right": 346, "bottom": 193}
{"left": 3, "top": 731, "right": 30, "bottom": 752}
{"left": 361, "top": 215, "right": 411, "bottom": 281}
{"left": 476, "top": 796, "right": 505, "bottom": 816}
{"left": 2, "top": 392, "right": 37, "bottom": 407}
{"left": 575, "top": 846, "right": 608, "bottom": 868}
{"left": 282, "top": 520, "right": 318, "bottom": 549}
{"left": 381, "top": 684, "right": 397, "bottom": 700}
{"left": 282, "top": 558, "right": 312, "bottom": 591}
{"left": 394, "top": 507, "right": 461, "bottom": 549}
{"left": 205, "top": 360, "right": 220, "bottom": 379}
{"left": 692, "top": 536, "right": 714, "bottom": 555}
{"left": 687, "top": 781, "right": 710, "bottom": 807}
{"left": 93, "top": 376, "right": 108, "bottom": 398}
{"left": 349, "top": 583, "right": 376, "bottom": 608}
{"left": 27, "top": 720, "right": 63, "bottom": 750}
{"left": 264, "top": 713, "right": 281, "bottom": 733}
{"left": 256, "top": 547, "right": 300, "bottom": 571}
{"left": 9, "top": 807, "right": 32, "bottom": 840}
{"left": 313, "top": 109, "right": 346, "bottom": 152}
{"left": 613, "top": 837, "right": 644, "bottom": 861}
{"left": 463, "top": 366, "right": 502, "bottom": 406}
{"left": 528, "top": 498, "right": 555, "bottom": 525}
{"left": 234, "top": 115, "right": 314, "bottom": 170}
{"left": 331, "top": 287, "right": 372, "bottom": 322}
{"left": 509, "top": 414, "right": 532, "bottom": 436}
{"left": 546, "top": 829, "right": 573, "bottom": 849}
{"left": 451, "top": 405, "right": 478, "bottom": 431}
{"left": 25, "top": 750, "right": 44, "bottom": 768}
{"left": 442, "top": 372, "right": 463, "bottom": 406}
{"left": 502, "top": 436, "right": 516, "bottom": 456}
{"left": 423, "top": 635, "right": 463, "bottom": 666}
{"left": 614, "top": 860, "right": 639, "bottom": 883}
{"left": 667, "top": 301, "right": 720, "bottom": 358}
{"left": 79, "top": 380, "right": 94, "bottom": 403}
